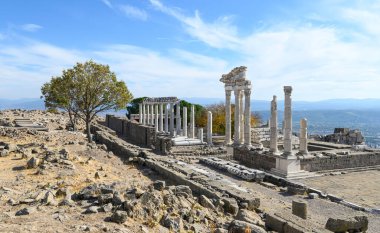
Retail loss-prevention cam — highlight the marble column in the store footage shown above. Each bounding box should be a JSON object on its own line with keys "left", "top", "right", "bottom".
{"left": 150, "top": 104, "right": 154, "bottom": 125}
{"left": 147, "top": 104, "right": 150, "bottom": 125}
{"left": 244, "top": 89, "right": 251, "bottom": 146}
{"left": 207, "top": 111, "right": 213, "bottom": 145}
{"left": 283, "top": 86, "right": 293, "bottom": 155}
{"left": 198, "top": 128, "right": 204, "bottom": 143}
{"left": 234, "top": 89, "right": 241, "bottom": 144}
{"left": 159, "top": 103, "right": 164, "bottom": 132}
{"left": 190, "top": 105, "right": 195, "bottom": 138}
{"left": 270, "top": 95, "right": 279, "bottom": 153}
{"left": 155, "top": 105, "right": 159, "bottom": 132}
{"left": 183, "top": 107, "right": 188, "bottom": 137}
{"left": 225, "top": 89, "right": 232, "bottom": 144}
{"left": 142, "top": 103, "right": 146, "bottom": 125}
{"left": 239, "top": 91, "right": 244, "bottom": 144}
{"left": 170, "top": 103, "right": 175, "bottom": 137}
{"left": 176, "top": 104, "right": 181, "bottom": 136}
{"left": 165, "top": 104, "right": 169, "bottom": 133}
{"left": 299, "top": 118, "right": 308, "bottom": 155}
{"left": 139, "top": 103, "right": 142, "bottom": 124}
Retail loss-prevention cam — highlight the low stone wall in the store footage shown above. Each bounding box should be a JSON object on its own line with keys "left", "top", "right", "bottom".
{"left": 301, "top": 152, "right": 380, "bottom": 172}
{"left": 105, "top": 115, "right": 155, "bottom": 148}
{"left": 233, "top": 147, "right": 276, "bottom": 171}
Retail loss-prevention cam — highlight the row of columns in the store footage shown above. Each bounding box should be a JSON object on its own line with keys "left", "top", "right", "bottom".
{"left": 269, "top": 86, "right": 308, "bottom": 156}
{"left": 139, "top": 102, "right": 196, "bottom": 138}
{"left": 225, "top": 88, "right": 252, "bottom": 147}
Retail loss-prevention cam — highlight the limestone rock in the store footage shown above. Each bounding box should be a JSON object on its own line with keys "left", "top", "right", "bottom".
{"left": 85, "top": 206, "right": 99, "bottom": 214}
{"left": 112, "top": 191, "right": 125, "bottom": 205}
{"left": 153, "top": 180, "right": 166, "bottom": 191}
{"left": 160, "top": 214, "right": 184, "bottom": 231}
{"left": 27, "top": 157, "right": 41, "bottom": 169}
{"left": 222, "top": 198, "right": 239, "bottom": 216}
{"left": 15, "top": 207, "right": 36, "bottom": 216}
{"left": 198, "top": 195, "right": 215, "bottom": 210}
{"left": 43, "top": 191, "right": 57, "bottom": 206}
{"left": 110, "top": 211, "right": 128, "bottom": 224}
{"left": 228, "top": 220, "right": 267, "bottom": 233}
{"left": 175, "top": 185, "right": 192, "bottom": 196}
{"left": 308, "top": 193, "right": 319, "bottom": 199}
{"left": 0, "top": 149, "right": 9, "bottom": 157}
{"left": 236, "top": 209, "right": 265, "bottom": 227}
{"left": 325, "top": 216, "right": 368, "bottom": 232}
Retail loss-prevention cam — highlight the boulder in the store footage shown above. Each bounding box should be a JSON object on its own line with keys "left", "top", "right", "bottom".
{"left": 15, "top": 207, "right": 36, "bottom": 216}
{"left": 112, "top": 191, "right": 125, "bottom": 205}
{"left": 27, "top": 157, "right": 41, "bottom": 169}
{"left": 110, "top": 211, "right": 128, "bottom": 224}
{"left": 153, "top": 180, "right": 166, "bottom": 191}
{"left": 160, "top": 214, "right": 184, "bottom": 231}
{"left": 5, "top": 143, "right": 18, "bottom": 152}
{"left": 85, "top": 206, "right": 99, "bottom": 214}
{"left": 43, "top": 191, "right": 57, "bottom": 206}
{"left": 0, "top": 149, "right": 9, "bottom": 157}
{"left": 325, "top": 216, "right": 368, "bottom": 232}
{"left": 228, "top": 220, "right": 267, "bottom": 233}
{"left": 222, "top": 198, "right": 239, "bottom": 216}
{"left": 175, "top": 185, "right": 192, "bottom": 196}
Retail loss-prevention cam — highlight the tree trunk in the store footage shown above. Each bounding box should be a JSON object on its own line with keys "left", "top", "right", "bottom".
{"left": 68, "top": 110, "right": 76, "bottom": 131}
{"left": 86, "top": 117, "right": 92, "bottom": 143}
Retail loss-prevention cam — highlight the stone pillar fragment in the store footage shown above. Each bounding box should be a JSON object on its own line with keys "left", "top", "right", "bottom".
{"left": 190, "top": 105, "right": 195, "bottom": 138}
{"left": 170, "top": 103, "right": 174, "bottom": 137}
{"left": 299, "top": 118, "right": 308, "bottom": 155}
{"left": 155, "top": 104, "right": 159, "bottom": 132}
{"left": 159, "top": 103, "right": 164, "bottom": 132}
{"left": 183, "top": 107, "right": 187, "bottom": 137}
{"left": 165, "top": 104, "right": 169, "bottom": 133}
{"left": 150, "top": 104, "right": 154, "bottom": 125}
{"left": 283, "top": 86, "right": 293, "bottom": 156}
{"left": 176, "top": 104, "right": 181, "bottom": 136}
{"left": 270, "top": 95, "right": 279, "bottom": 153}
{"left": 244, "top": 89, "right": 251, "bottom": 146}
{"left": 225, "top": 90, "right": 232, "bottom": 145}
{"left": 234, "top": 89, "right": 241, "bottom": 145}
{"left": 207, "top": 111, "right": 213, "bottom": 145}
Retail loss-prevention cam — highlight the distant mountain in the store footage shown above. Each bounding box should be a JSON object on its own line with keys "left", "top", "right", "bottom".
{"left": 183, "top": 97, "right": 380, "bottom": 111}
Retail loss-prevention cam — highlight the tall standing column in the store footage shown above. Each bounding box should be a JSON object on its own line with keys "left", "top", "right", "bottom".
{"left": 170, "top": 103, "right": 175, "bottom": 137}
{"left": 139, "top": 103, "right": 142, "bottom": 124}
{"left": 183, "top": 107, "right": 187, "bottom": 137}
{"left": 147, "top": 104, "right": 150, "bottom": 125}
{"left": 165, "top": 104, "right": 169, "bottom": 133}
{"left": 150, "top": 104, "right": 154, "bottom": 125}
{"left": 244, "top": 89, "right": 251, "bottom": 146}
{"left": 283, "top": 86, "right": 293, "bottom": 156}
{"left": 234, "top": 89, "right": 241, "bottom": 144}
{"left": 207, "top": 111, "right": 213, "bottom": 145}
{"left": 299, "top": 118, "right": 308, "bottom": 155}
{"left": 155, "top": 105, "right": 159, "bottom": 132}
{"left": 190, "top": 105, "right": 195, "bottom": 138}
{"left": 225, "top": 89, "right": 232, "bottom": 144}
{"left": 270, "top": 95, "right": 279, "bottom": 153}
{"left": 159, "top": 103, "right": 164, "bottom": 132}
{"left": 239, "top": 91, "right": 245, "bottom": 144}
{"left": 142, "top": 103, "right": 146, "bottom": 125}
{"left": 176, "top": 104, "right": 181, "bottom": 136}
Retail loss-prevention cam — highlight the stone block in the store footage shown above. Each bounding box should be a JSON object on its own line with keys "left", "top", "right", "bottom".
{"left": 292, "top": 200, "right": 307, "bottom": 219}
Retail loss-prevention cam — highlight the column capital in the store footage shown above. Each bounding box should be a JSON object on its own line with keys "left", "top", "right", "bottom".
{"left": 244, "top": 89, "right": 251, "bottom": 96}
{"left": 284, "top": 86, "right": 293, "bottom": 95}
{"left": 226, "top": 90, "right": 232, "bottom": 97}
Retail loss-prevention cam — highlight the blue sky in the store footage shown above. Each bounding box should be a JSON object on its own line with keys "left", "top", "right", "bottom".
{"left": 0, "top": 0, "right": 380, "bottom": 101}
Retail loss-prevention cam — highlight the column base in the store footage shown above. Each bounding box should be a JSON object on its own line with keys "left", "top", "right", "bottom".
{"left": 270, "top": 156, "right": 315, "bottom": 179}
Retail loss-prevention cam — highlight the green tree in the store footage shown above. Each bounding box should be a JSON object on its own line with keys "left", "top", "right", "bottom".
{"left": 126, "top": 97, "right": 147, "bottom": 119}
{"left": 42, "top": 60, "right": 133, "bottom": 142}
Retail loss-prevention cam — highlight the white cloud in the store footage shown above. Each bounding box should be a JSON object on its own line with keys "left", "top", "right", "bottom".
{"left": 119, "top": 5, "right": 148, "bottom": 21}
{"left": 101, "top": 0, "right": 113, "bottom": 9}
{"left": 21, "top": 24, "right": 42, "bottom": 32}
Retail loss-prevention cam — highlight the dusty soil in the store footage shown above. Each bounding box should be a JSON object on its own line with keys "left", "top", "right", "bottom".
{"left": 295, "top": 170, "right": 380, "bottom": 209}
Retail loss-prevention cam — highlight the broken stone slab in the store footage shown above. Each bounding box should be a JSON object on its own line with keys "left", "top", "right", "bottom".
{"left": 236, "top": 209, "right": 265, "bottom": 227}
{"left": 110, "top": 211, "right": 128, "bottom": 224}
{"left": 222, "top": 197, "right": 239, "bottom": 216}
{"left": 27, "top": 157, "right": 41, "bottom": 169}
{"left": 228, "top": 220, "right": 267, "bottom": 233}
{"left": 160, "top": 214, "right": 184, "bottom": 232}
{"left": 198, "top": 195, "right": 215, "bottom": 210}
{"left": 308, "top": 193, "right": 319, "bottom": 199}
{"left": 153, "top": 180, "right": 166, "bottom": 191}
{"left": 325, "top": 216, "right": 368, "bottom": 233}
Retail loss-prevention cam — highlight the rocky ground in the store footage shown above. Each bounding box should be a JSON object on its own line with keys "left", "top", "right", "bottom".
{"left": 0, "top": 110, "right": 266, "bottom": 233}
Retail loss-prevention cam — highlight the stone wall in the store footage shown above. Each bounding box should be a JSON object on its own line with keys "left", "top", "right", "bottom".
{"left": 301, "top": 152, "right": 380, "bottom": 172}
{"left": 233, "top": 147, "right": 276, "bottom": 171}
{"left": 105, "top": 115, "right": 156, "bottom": 148}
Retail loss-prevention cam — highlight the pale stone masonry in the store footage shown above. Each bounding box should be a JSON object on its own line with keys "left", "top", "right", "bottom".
{"left": 176, "top": 104, "right": 181, "bottom": 136}
{"left": 270, "top": 95, "right": 279, "bottom": 154}
{"left": 234, "top": 90, "right": 241, "bottom": 144}
{"left": 139, "top": 104, "right": 142, "bottom": 124}
{"left": 155, "top": 104, "right": 159, "bottom": 132}
{"left": 225, "top": 89, "right": 232, "bottom": 144}
{"left": 283, "top": 86, "right": 293, "bottom": 156}
{"left": 170, "top": 103, "right": 174, "bottom": 137}
{"left": 183, "top": 107, "right": 187, "bottom": 137}
{"left": 190, "top": 105, "right": 195, "bottom": 138}
{"left": 159, "top": 104, "right": 164, "bottom": 132}
{"left": 244, "top": 89, "right": 251, "bottom": 146}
